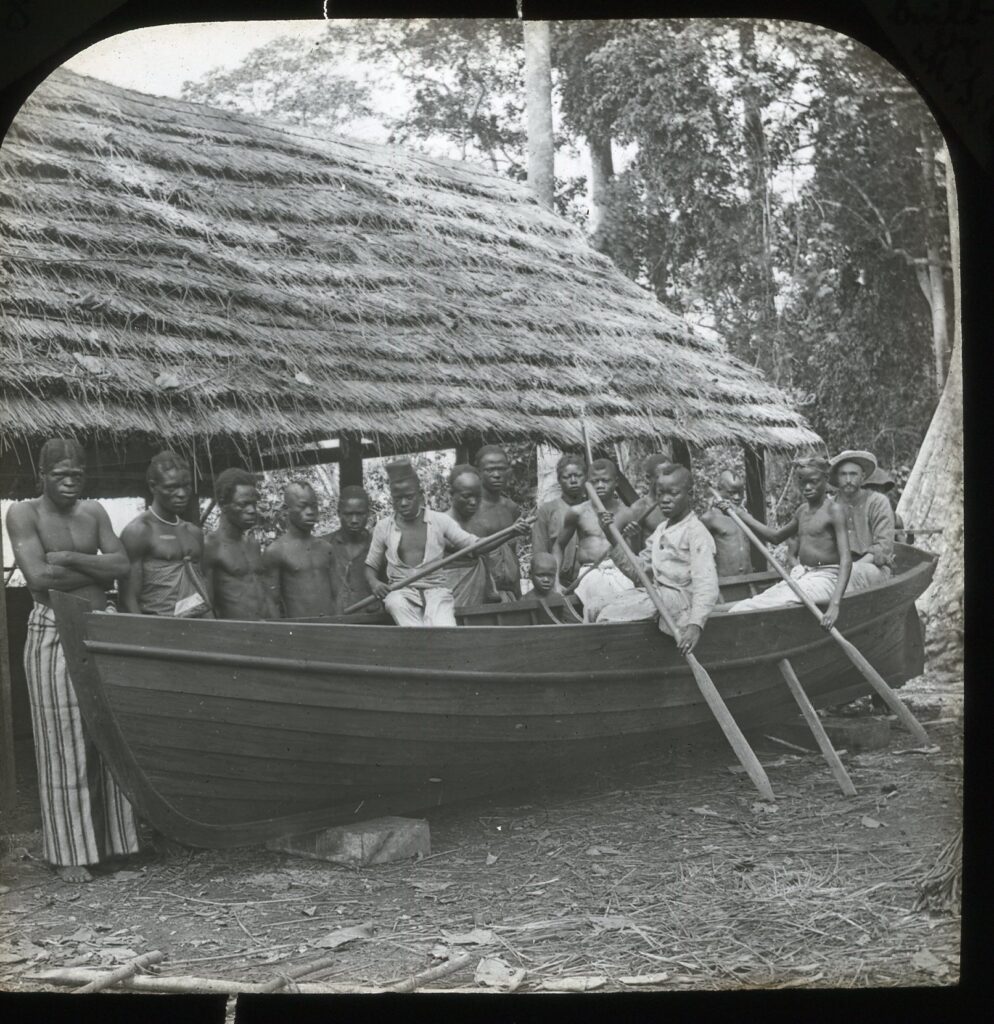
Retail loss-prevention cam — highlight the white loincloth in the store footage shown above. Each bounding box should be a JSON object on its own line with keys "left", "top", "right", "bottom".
{"left": 573, "top": 561, "right": 636, "bottom": 622}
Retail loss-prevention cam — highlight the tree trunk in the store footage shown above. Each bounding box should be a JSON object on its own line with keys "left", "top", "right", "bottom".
{"left": 523, "top": 20, "right": 555, "bottom": 211}
{"left": 588, "top": 134, "right": 614, "bottom": 236}
{"left": 918, "top": 126, "right": 950, "bottom": 396}
{"left": 738, "top": 23, "right": 781, "bottom": 382}
{"left": 897, "top": 147, "right": 962, "bottom": 674}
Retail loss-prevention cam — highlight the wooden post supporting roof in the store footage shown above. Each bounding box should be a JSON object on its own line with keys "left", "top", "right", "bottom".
{"left": 338, "top": 435, "right": 364, "bottom": 489}
{"left": 743, "top": 444, "right": 768, "bottom": 572}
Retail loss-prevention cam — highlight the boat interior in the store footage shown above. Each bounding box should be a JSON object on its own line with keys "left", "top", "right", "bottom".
{"left": 289, "top": 544, "right": 930, "bottom": 629}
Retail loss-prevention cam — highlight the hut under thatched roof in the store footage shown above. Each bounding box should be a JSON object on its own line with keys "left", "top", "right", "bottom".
{"left": 0, "top": 68, "right": 819, "bottom": 498}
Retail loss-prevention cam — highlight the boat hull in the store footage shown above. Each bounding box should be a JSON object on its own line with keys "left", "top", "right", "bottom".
{"left": 51, "top": 546, "right": 934, "bottom": 848}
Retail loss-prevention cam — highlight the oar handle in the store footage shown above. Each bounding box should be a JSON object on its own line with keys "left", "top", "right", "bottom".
{"left": 344, "top": 515, "right": 534, "bottom": 614}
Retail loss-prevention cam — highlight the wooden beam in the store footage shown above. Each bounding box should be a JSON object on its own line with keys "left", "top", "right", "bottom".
{"left": 0, "top": 544, "right": 17, "bottom": 814}
{"left": 338, "top": 435, "right": 364, "bottom": 489}
{"left": 743, "top": 444, "right": 768, "bottom": 572}
{"left": 778, "top": 659, "right": 857, "bottom": 797}
{"left": 670, "top": 439, "right": 692, "bottom": 470}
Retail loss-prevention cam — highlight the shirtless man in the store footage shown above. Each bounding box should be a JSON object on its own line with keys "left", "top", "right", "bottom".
{"left": 440, "top": 465, "right": 499, "bottom": 607}
{"left": 553, "top": 458, "right": 635, "bottom": 621}
{"left": 204, "top": 468, "right": 276, "bottom": 620}
{"left": 613, "top": 453, "right": 667, "bottom": 553}
{"left": 119, "top": 450, "right": 211, "bottom": 618}
{"left": 700, "top": 469, "right": 753, "bottom": 578}
{"left": 5, "top": 438, "right": 140, "bottom": 881}
{"left": 326, "top": 485, "right": 377, "bottom": 615}
{"left": 262, "top": 482, "right": 334, "bottom": 618}
{"left": 531, "top": 454, "right": 588, "bottom": 588}
{"left": 365, "top": 459, "right": 529, "bottom": 626}
{"left": 471, "top": 444, "right": 522, "bottom": 600}
{"left": 721, "top": 456, "right": 852, "bottom": 627}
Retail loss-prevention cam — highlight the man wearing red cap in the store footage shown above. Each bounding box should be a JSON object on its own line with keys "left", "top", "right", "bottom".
{"left": 829, "top": 450, "right": 895, "bottom": 590}
{"left": 365, "top": 458, "right": 527, "bottom": 626}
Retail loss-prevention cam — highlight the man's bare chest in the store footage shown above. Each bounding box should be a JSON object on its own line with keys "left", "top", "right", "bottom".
{"left": 799, "top": 504, "right": 834, "bottom": 537}
{"left": 217, "top": 540, "right": 263, "bottom": 577}
{"left": 397, "top": 521, "right": 428, "bottom": 562}
{"left": 37, "top": 509, "right": 98, "bottom": 553}
{"left": 149, "top": 522, "right": 201, "bottom": 560}
{"left": 281, "top": 541, "right": 331, "bottom": 574}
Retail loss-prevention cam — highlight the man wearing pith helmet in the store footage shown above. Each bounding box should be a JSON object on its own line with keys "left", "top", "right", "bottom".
{"left": 828, "top": 449, "right": 895, "bottom": 590}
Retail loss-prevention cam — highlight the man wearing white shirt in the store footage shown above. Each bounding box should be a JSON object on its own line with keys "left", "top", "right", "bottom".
{"left": 364, "top": 458, "right": 527, "bottom": 626}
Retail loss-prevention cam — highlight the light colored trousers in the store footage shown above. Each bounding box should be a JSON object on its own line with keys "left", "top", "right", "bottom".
{"left": 596, "top": 584, "right": 692, "bottom": 636}
{"left": 383, "top": 586, "right": 457, "bottom": 626}
{"left": 728, "top": 560, "right": 889, "bottom": 614}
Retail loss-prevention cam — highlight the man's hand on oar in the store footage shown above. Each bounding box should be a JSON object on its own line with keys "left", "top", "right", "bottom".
{"left": 677, "top": 623, "right": 702, "bottom": 655}
{"left": 715, "top": 495, "right": 839, "bottom": 631}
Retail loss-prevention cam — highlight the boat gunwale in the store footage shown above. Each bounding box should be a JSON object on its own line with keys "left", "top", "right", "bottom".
{"left": 82, "top": 597, "right": 921, "bottom": 681}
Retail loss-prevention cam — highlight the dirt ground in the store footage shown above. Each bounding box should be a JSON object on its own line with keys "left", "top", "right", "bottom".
{"left": 0, "top": 672, "right": 962, "bottom": 998}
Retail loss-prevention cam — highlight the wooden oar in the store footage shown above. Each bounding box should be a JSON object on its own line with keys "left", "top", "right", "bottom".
{"left": 778, "top": 658, "right": 856, "bottom": 797}
{"left": 343, "top": 515, "right": 534, "bottom": 614}
{"left": 562, "top": 500, "right": 657, "bottom": 598}
{"left": 710, "top": 488, "right": 931, "bottom": 748}
{"left": 579, "top": 421, "right": 775, "bottom": 801}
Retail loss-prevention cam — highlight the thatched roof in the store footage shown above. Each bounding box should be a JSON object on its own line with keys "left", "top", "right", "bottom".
{"left": 1, "top": 68, "right": 818, "bottom": 488}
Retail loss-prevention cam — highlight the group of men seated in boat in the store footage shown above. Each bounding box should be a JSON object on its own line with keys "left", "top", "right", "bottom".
{"left": 4, "top": 435, "right": 902, "bottom": 882}
{"left": 10, "top": 436, "right": 903, "bottom": 641}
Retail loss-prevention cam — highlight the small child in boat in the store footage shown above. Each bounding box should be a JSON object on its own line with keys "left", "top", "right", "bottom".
{"left": 596, "top": 463, "right": 720, "bottom": 655}
{"left": 529, "top": 552, "right": 558, "bottom": 599}
{"left": 719, "top": 456, "right": 852, "bottom": 628}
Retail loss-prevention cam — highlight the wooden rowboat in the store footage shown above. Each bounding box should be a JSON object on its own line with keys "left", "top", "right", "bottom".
{"left": 50, "top": 545, "right": 935, "bottom": 848}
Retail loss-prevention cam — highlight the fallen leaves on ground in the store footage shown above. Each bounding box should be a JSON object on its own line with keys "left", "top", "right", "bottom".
{"left": 441, "top": 928, "right": 494, "bottom": 946}
{"left": 540, "top": 975, "right": 606, "bottom": 992}
{"left": 314, "top": 922, "right": 373, "bottom": 949}
{"left": 474, "top": 956, "right": 525, "bottom": 991}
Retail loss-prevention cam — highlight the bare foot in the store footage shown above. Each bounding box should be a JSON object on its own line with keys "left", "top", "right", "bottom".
{"left": 56, "top": 864, "right": 93, "bottom": 883}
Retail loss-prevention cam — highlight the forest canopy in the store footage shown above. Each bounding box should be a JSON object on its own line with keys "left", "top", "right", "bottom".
{"left": 182, "top": 18, "right": 952, "bottom": 472}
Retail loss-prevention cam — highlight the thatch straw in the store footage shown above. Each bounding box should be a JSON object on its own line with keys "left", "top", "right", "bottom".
{"left": 0, "top": 68, "right": 820, "bottom": 471}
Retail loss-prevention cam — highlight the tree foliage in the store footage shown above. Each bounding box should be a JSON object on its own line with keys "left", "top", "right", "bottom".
{"left": 181, "top": 34, "right": 373, "bottom": 129}
{"left": 182, "top": 19, "right": 951, "bottom": 469}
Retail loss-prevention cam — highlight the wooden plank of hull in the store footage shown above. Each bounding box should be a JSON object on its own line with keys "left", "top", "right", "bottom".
{"left": 50, "top": 548, "right": 935, "bottom": 848}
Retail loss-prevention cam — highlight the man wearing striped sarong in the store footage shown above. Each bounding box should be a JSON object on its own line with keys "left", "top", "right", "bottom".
{"left": 6, "top": 438, "right": 141, "bottom": 881}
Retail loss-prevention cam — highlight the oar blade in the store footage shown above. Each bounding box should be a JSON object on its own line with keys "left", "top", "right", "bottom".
{"left": 831, "top": 630, "right": 933, "bottom": 748}
{"left": 686, "top": 655, "right": 775, "bottom": 803}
